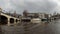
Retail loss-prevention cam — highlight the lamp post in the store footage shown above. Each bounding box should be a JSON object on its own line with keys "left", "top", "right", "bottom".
{"left": 0, "top": 8, "right": 2, "bottom": 23}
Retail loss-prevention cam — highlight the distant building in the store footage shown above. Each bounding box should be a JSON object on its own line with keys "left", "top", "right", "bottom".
{"left": 23, "top": 12, "right": 49, "bottom": 19}
{"left": 38, "top": 13, "right": 45, "bottom": 19}
{"left": 23, "top": 13, "right": 39, "bottom": 18}
{"left": 39, "top": 13, "right": 50, "bottom": 19}
{"left": 27, "top": 13, "right": 39, "bottom": 18}
{"left": 51, "top": 13, "right": 60, "bottom": 20}
{"left": 23, "top": 10, "right": 28, "bottom": 17}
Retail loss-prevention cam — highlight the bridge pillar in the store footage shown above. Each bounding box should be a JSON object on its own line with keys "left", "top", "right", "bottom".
{"left": 8, "top": 18, "right": 10, "bottom": 26}
{"left": 14, "top": 19, "right": 17, "bottom": 25}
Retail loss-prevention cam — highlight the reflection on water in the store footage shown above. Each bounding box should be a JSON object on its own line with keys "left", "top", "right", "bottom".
{"left": 0, "top": 25, "right": 4, "bottom": 34}
{"left": 0, "top": 20, "right": 60, "bottom": 34}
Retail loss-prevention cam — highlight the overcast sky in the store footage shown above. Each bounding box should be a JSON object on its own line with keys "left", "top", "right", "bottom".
{"left": 0, "top": 0, "right": 60, "bottom": 14}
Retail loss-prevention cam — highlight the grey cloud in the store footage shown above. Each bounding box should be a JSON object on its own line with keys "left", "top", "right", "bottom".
{"left": 0, "top": 0, "right": 58, "bottom": 14}
{"left": 10, "top": 0, "right": 24, "bottom": 14}
{"left": 3, "top": 0, "right": 24, "bottom": 14}
{"left": 24, "top": 0, "right": 57, "bottom": 14}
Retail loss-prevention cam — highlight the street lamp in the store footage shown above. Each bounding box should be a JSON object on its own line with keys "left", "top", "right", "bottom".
{"left": 0, "top": 8, "right": 2, "bottom": 23}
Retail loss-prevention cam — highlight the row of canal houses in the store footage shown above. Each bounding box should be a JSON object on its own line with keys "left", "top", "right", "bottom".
{"left": 21, "top": 10, "right": 53, "bottom": 23}
{"left": 21, "top": 10, "right": 60, "bottom": 23}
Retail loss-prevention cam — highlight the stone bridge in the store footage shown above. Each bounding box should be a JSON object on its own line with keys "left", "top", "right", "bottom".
{"left": 0, "top": 8, "right": 20, "bottom": 26}
{"left": 0, "top": 12, "right": 20, "bottom": 26}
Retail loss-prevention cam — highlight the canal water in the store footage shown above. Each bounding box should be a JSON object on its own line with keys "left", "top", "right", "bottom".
{"left": 0, "top": 19, "right": 60, "bottom": 34}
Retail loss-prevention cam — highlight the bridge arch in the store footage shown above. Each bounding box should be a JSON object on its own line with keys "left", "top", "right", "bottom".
{"left": 10, "top": 18, "right": 14, "bottom": 24}
{"left": 0, "top": 15, "right": 8, "bottom": 25}
{"left": 16, "top": 19, "right": 18, "bottom": 23}
{"left": 1, "top": 13, "right": 21, "bottom": 26}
